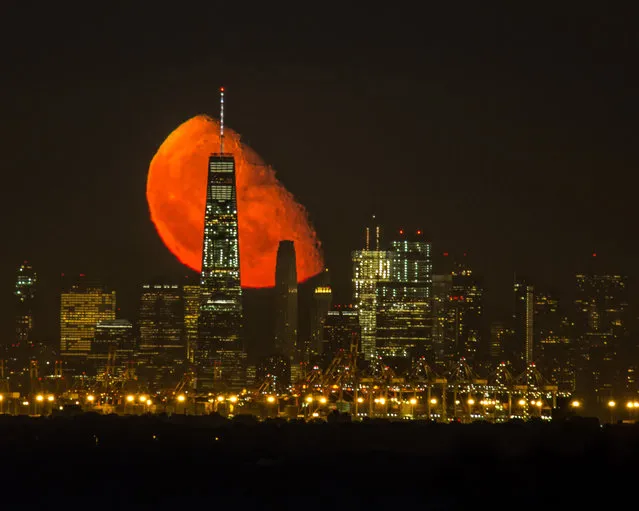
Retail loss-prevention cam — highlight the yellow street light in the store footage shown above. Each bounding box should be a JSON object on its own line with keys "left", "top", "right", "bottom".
{"left": 467, "top": 398, "right": 475, "bottom": 406}
{"left": 126, "top": 394, "right": 135, "bottom": 403}
{"left": 87, "top": 395, "right": 95, "bottom": 402}
{"left": 608, "top": 400, "right": 616, "bottom": 408}
{"left": 634, "top": 401, "right": 639, "bottom": 408}
{"left": 139, "top": 395, "right": 147, "bottom": 403}
{"left": 570, "top": 400, "right": 581, "bottom": 408}
{"left": 430, "top": 398, "right": 437, "bottom": 405}
{"left": 36, "top": 394, "right": 44, "bottom": 403}
{"left": 409, "top": 398, "right": 417, "bottom": 405}
{"left": 530, "top": 400, "right": 537, "bottom": 406}
{"left": 266, "top": 396, "right": 276, "bottom": 404}
{"left": 0, "top": 395, "right": 4, "bottom": 402}
{"left": 229, "top": 396, "right": 238, "bottom": 403}
{"left": 305, "top": 396, "right": 313, "bottom": 403}
{"left": 47, "top": 395, "right": 54, "bottom": 402}
{"left": 536, "top": 401, "right": 543, "bottom": 408}
{"left": 357, "top": 397, "right": 364, "bottom": 404}
{"left": 319, "top": 397, "right": 327, "bottom": 404}
{"left": 177, "top": 394, "right": 186, "bottom": 403}
{"left": 378, "top": 397, "right": 386, "bottom": 405}
{"left": 217, "top": 395, "right": 225, "bottom": 402}
{"left": 518, "top": 399, "right": 526, "bottom": 406}
{"left": 146, "top": 399, "right": 152, "bottom": 406}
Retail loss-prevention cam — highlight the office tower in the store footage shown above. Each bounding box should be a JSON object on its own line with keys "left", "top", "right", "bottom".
{"left": 309, "top": 268, "right": 333, "bottom": 358}
{"left": 512, "top": 279, "right": 534, "bottom": 369}
{"left": 15, "top": 261, "right": 37, "bottom": 345}
{"left": 449, "top": 260, "right": 483, "bottom": 362}
{"left": 274, "top": 240, "right": 298, "bottom": 362}
{"left": 574, "top": 271, "right": 629, "bottom": 399}
{"left": 196, "top": 88, "right": 245, "bottom": 391}
{"left": 352, "top": 222, "right": 390, "bottom": 360}
{"left": 183, "top": 279, "right": 201, "bottom": 363}
{"left": 60, "top": 275, "right": 116, "bottom": 359}
{"left": 431, "top": 274, "right": 455, "bottom": 367}
{"left": 489, "top": 322, "right": 507, "bottom": 360}
{"left": 321, "top": 305, "right": 361, "bottom": 363}
{"left": 89, "top": 319, "right": 134, "bottom": 376}
{"left": 375, "top": 229, "right": 432, "bottom": 361}
{"left": 137, "top": 284, "right": 185, "bottom": 383}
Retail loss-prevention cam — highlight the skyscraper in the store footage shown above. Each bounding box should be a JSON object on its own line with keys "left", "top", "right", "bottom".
{"left": 15, "top": 261, "right": 36, "bottom": 346}
{"left": 449, "top": 260, "right": 483, "bottom": 362}
{"left": 352, "top": 221, "right": 390, "bottom": 360}
{"left": 309, "top": 268, "right": 333, "bottom": 358}
{"left": 183, "top": 278, "right": 201, "bottom": 363}
{"left": 322, "top": 305, "right": 361, "bottom": 362}
{"left": 137, "top": 283, "right": 185, "bottom": 377}
{"left": 89, "top": 319, "right": 134, "bottom": 376}
{"left": 196, "top": 87, "right": 244, "bottom": 391}
{"left": 60, "top": 275, "right": 116, "bottom": 359}
{"left": 376, "top": 229, "right": 432, "bottom": 361}
{"left": 274, "top": 240, "right": 298, "bottom": 362}
{"left": 512, "top": 279, "right": 534, "bottom": 369}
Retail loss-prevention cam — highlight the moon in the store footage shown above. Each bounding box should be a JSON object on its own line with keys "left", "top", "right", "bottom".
{"left": 146, "top": 114, "right": 324, "bottom": 287}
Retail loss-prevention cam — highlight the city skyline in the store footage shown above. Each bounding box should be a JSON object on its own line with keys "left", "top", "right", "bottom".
{"left": 2, "top": 5, "right": 638, "bottom": 344}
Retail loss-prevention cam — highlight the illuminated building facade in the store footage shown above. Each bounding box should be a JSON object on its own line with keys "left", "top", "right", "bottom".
{"left": 449, "top": 261, "right": 483, "bottom": 362}
{"left": 574, "top": 272, "right": 630, "bottom": 399}
{"left": 511, "top": 279, "right": 534, "bottom": 369}
{"left": 197, "top": 151, "right": 244, "bottom": 391}
{"left": 309, "top": 268, "right": 333, "bottom": 358}
{"left": 60, "top": 276, "right": 116, "bottom": 359}
{"left": 321, "top": 305, "right": 361, "bottom": 363}
{"left": 431, "top": 274, "right": 455, "bottom": 367}
{"left": 89, "top": 319, "right": 134, "bottom": 376}
{"left": 274, "top": 240, "right": 298, "bottom": 363}
{"left": 183, "top": 280, "right": 200, "bottom": 363}
{"left": 15, "top": 261, "right": 37, "bottom": 346}
{"left": 352, "top": 236, "right": 390, "bottom": 360}
{"left": 137, "top": 284, "right": 185, "bottom": 376}
{"left": 375, "top": 230, "right": 432, "bottom": 361}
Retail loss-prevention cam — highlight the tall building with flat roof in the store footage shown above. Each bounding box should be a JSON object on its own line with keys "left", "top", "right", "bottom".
{"left": 60, "top": 275, "right": 115, "bottom": 358}
{"left": 352, "top": 221, "right": 389, "bottom": 360}
{"left": 183, "top": 278, "right": 200, "bottom": 363}
{"left": 274, "top": 240, "right": 298, "bottom": 362}
{"left": 15, "top": 261, "right": 36, "bottom": 346}
{"left": 375, "top": 229, "right": 432, "bottom": 360}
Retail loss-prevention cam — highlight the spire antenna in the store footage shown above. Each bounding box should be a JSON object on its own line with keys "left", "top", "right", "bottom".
{"left": 219, "top": 86, "right": 225, "bottom": 153}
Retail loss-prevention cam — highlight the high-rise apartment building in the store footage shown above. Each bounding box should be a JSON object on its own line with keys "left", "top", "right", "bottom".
{"left": 15, "top": 261, "right": 36, "bottom": 345}
{"left": 196, "top": 90, "right": 245, "bottom": 391}
{"left": 274, "top": 240, "right": 298, "bottom": 362}
{"left": 60, "top": 275, "right": 116, "bottom": 359}
{"left": 375, "top": 230, "right": 432, "bottom": 360}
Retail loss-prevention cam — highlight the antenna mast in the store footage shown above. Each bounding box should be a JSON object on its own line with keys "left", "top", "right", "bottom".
{"left": 220, "top": 86, "right": 225, "bottom": 153}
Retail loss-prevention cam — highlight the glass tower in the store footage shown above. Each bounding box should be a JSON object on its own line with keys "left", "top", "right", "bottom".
{"left": 274, "top": 240, "right": 298, "bottom": 363}
{"left": 197, "top": 153, "right": 244, "bottom": 390}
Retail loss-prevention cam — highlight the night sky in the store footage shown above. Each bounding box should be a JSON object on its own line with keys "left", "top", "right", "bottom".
{"left": 1, "top": 4, "right": 638, "bottom": 343}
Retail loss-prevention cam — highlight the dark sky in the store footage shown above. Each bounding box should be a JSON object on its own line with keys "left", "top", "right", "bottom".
{"left": 1, "top": 4, "right": 638, "bottom": 342}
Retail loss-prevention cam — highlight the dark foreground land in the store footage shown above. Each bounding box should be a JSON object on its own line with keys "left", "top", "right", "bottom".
{"left": 2, "top": 413, "right": 638, "bottom": 509}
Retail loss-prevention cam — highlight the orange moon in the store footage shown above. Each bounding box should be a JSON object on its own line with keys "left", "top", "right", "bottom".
{"left": 147, "top": 115, "right": 324, "bottom": 287}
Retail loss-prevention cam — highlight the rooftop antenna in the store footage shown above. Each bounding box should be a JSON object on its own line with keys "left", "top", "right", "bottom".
{"left": 219, "top": 86, "right": 225, "bottom": 153}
